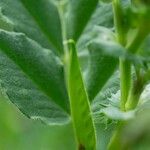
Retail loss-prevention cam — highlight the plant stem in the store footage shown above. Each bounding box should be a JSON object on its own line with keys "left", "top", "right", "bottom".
{"left": 113, "top": 0, "right": 130, "bottom": 111}
{"left": 125, "top": 24, "right": 149, "bottom": 110}
{"left": 108, "top": 1, "right": 150, "bottom": 149}
{"left": 126, "top": 24, "right": 149, "bottom": 54}
{"left": 119, "top": 60, "right": 131, "bottom": 111}
{"left": 125, "top": 75, "right": 144, "bottom": 110}
{"left": 112, "top": 0, "right": 126, "bottom": 46}
{"left": 125, "top": 66, "right": 150, "bottom": 110}
{"left": 108, "top": 1, "right": 129, "bottom": 148}
{"left": 57, "top": 1, "right": 70, "bottom": 90}
{"left": 119, "top": 25, "right": 147, "bottom": 111}
{"left": 108, "top": 28, "right": 149, "bottom": 149}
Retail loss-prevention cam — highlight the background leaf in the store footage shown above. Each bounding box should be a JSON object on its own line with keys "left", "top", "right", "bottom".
{"left": 0, "top": 30, "right": 69, "bottom": 124}
{"left": 96, "top": 123, "right": 115, "bottom": 150}
{"left": 0, "top": 95, "right": 76, "bottom": 150}
{"left": 92, "top": 71, "right": 120, "bottom": 123}
{"left": 0, "top": 0, "right": 60, "bottom": 52}
{"left": 85, "top": 27, "right": 120, "bottom": 101}
{"left": 66, "top": 0, "right": 98, "bottom": 41}
{"left": 0, "top": 8, "right": 14, "bottom": 31}
{"left": 20, "top": 0, "right": 63, "bottom": 54}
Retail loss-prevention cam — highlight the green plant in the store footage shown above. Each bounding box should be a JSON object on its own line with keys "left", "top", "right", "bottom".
{"left": 0, "top": 0, "right": 150, "bottom": 149}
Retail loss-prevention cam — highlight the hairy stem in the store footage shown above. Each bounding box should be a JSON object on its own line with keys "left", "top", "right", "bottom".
{"left": 112, "top": 0, "right": 126, "bottom": 45}
{"left": 108, "top": 0, "right": 149, "bottom": 149}
{"left": 125, "top": 74, "right": 144, "bottom": 110}
{"left": 108, "top": 1, "right": 128, "bottom": 148}
{"left": 124, "top": 24, "right": 149, "bottom": 110}
{"left": 109, "top": 28, "right": 149, "bottom": 148}
{"left": 112, "top": 0, "right": 131, "bottom": 111}
{"left": 120, "top": 60, "right": 131, "bottom": 111}
{"left": 125, "top": 66, "right": 150, "bottom": 110}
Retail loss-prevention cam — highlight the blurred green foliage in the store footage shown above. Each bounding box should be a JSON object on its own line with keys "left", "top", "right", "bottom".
{"left": 0, "top": 93, "right": 76, "bottom": 150}
{"left": 1, "top": 90, "right": 150, "bottom": 150}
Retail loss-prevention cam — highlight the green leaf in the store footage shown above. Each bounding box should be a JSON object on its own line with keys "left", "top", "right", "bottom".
{"left": 0, "top": 30, "right": 70, "bottom": 124}
{"left": 92, "top": 71, "right": 120, "bottom": 123}
{"left": 20, "top": 0, "right": 63, "bottom": 54}
{"left": 0, "top": 96, "right": 76, "bottom": 150}
{"left": 77, "top": 3, "right": 114, "bottom": 52}
{"left": 67, "top": 0, "right": 98, "bottom": 41}
{"left": 68, "top": 41, "right": 96, "bottom": 149}
{"left": 0, "top": 0, "right": 60, "bottom": 53}
{"left": 137, "top": 84, "right": 150, "bottom": 110}
{"left": 77, "top": 3, "right": 114, "bottom": 73}
{"left": 85, "top": 26, "right": 141, "bottom": 102}
{"left": 0, "top": 8, "right": 14, "bottom": 31}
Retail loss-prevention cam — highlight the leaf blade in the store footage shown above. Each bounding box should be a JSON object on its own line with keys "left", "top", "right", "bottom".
{"left": 85, "top": 35, "right": 120, "bottom": 101}
{"left": 67, "top": 0, "right": 98, "bottom": 41}
{"left": 0, "top": 50, "right": 70, "bottom": 125}
{"left": 20, "top": 0, "right": 63, "bottom": 54}
{"left": 0, "top": 0, "right": 47, "bottom": 48}
{"left": 0, "top": 30, "right": 69, "bottom": 113}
